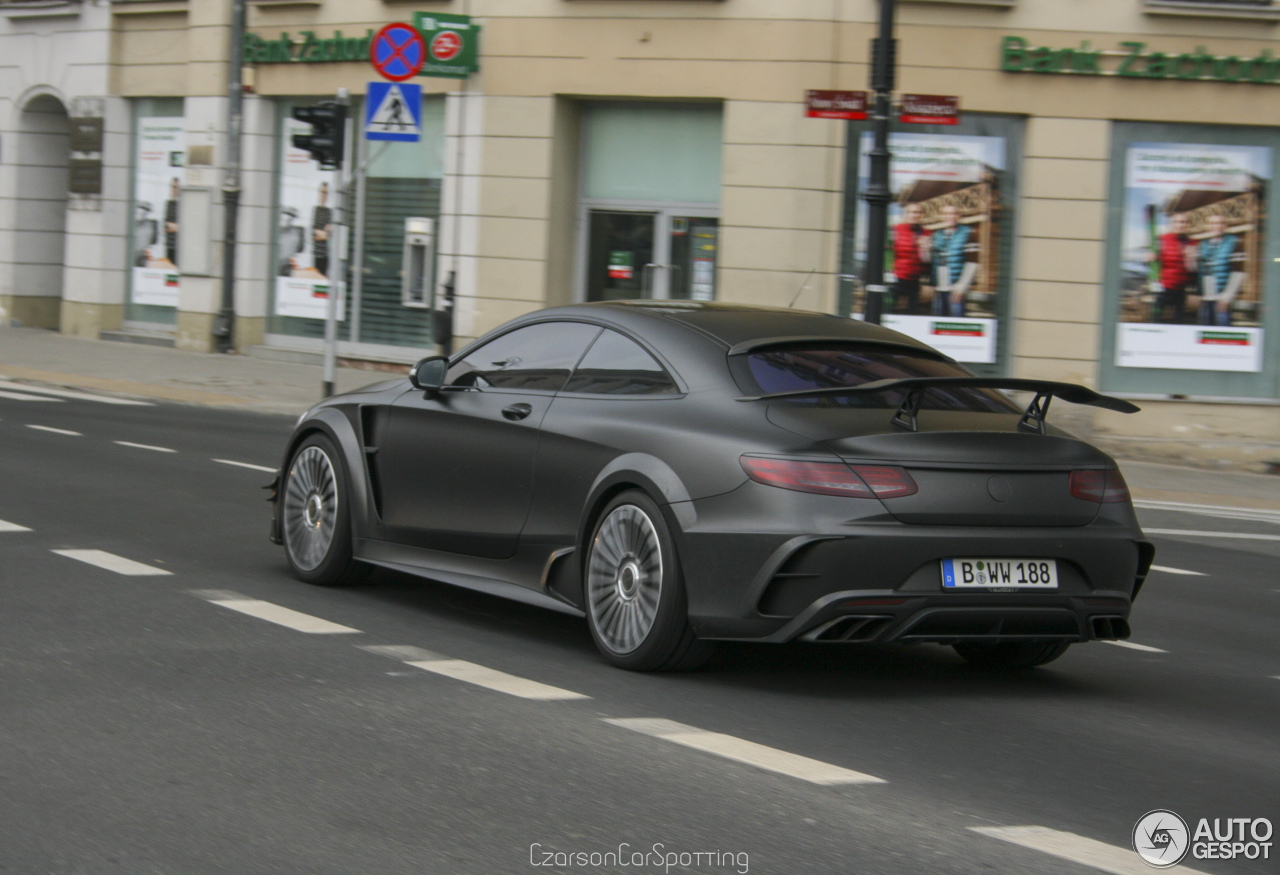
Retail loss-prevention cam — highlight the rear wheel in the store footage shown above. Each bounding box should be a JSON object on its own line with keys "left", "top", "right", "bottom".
{"left": 953, "top": 640, "right": 1070, "bottom": 669}
{"left": 584, "top": 491, "right": 712, "bottom": 672}
{"left": 282, "top": 433, "right": 370, "bottom": 587}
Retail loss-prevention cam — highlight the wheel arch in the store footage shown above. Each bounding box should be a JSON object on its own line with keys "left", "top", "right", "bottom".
{"left": 568, "top": 453, "right": 697, "bottom": 606}
{"left": 274, "top": 408, "right": 373, "bottom": 541}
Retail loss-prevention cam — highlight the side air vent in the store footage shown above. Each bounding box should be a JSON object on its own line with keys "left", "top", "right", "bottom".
{"left": 359, "top": 405, "right": 386, "bottom": 519}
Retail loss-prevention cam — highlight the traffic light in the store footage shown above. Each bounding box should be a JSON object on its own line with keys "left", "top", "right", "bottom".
{"left": 291, "top": 101, "right": 346, "bottom": 170}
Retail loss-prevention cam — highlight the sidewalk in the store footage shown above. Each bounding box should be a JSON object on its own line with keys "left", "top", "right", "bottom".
{"left": 0, "top": 326, "right": 389, "bottom": 416}
{"left": 2, "top": 326, "right": 1277, "bottom": 511}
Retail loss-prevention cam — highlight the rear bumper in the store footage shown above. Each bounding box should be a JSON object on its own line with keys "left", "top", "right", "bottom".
{"left": 747, "top": 592, "right": 1135, "bottom": 645}
{"left": 676, "top": 483, "right": 1154, "bottom": 642}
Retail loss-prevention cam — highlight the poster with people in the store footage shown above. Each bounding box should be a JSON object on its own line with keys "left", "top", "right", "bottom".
{"left": 131, "top": 117, "right": 185, "bottom": 307}
{"left": 275, "top": 117, "right": 343, "bottom": 321}
{"left": 855, "top": 132, "right": 1007, "bottom": 363}
{"left": 1116, "top": 143, "right": 1268, "bottom": 371}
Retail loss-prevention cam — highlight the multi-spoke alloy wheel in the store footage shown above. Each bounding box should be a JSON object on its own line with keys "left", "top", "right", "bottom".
{"left": 583, "top": 491, "right": 712, "bottom": 671}
{"left": 587, "top": 504, "right": 664, "bottom": 655}
{"left": 284, "top": 445, "right": 338, "bottom": 571}
{"left": 281, "top": 434, "right": 369, "bottom": 587}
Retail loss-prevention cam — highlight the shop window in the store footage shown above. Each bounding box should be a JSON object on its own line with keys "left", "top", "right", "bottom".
{"left": 1100, "top": 122, "right": 1280, "bottom": 400}
{"left": 126, "top": 98, "right": 185, "bottom": 326}
{"left": 268, "top": 95, "right": 445, "bottom": 349}
{"left": 839, "top": 114, "right": 1024, "bottom": 376}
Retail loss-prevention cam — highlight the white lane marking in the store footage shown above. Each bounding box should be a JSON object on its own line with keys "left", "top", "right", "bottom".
{"left": 191, "top": 590, "right": 359, "bottom": 634}
{"left": 0, "top": 389, "right": 61, "bottom": 402}
{"left": 360, "top": 645, "right": 588, "bottom": 700}
{"left": 115, "top": 441, "right": 177, "bottom": 454}
{"left": 26, "top": 424, "right": 81, "bottom": 436}
{"left": 1135, "top": 499, "right": 1280, "bottom": 525}
{"left": 0, "top": 378, "right": 152, "bottom": 406}
{"left": 0, "top": 519, "right": 33, "bottom": 532}
{"left": 1145, "top": 528, "right": 1280, "bottom": 542}
{"left": 213, "top": 458, "right": 276, "bottom": 473}
{"left": 52, "top": 549, "right": 172, "bottom": 576}
{"left": 603, "top": 718, "right": 885, "bottom": 786}
{"left": 1104, "top": 640, "right": 1167, "bottom": 653}
{"left": 971, "top": 826, "right": 1210, "bottom": 875}
{"left": 1149, "top": 564, "right": 1205, "bottom": 577}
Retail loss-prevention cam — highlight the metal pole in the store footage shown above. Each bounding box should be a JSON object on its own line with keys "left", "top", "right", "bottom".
{"left": 214, "top": 0, "right": 245, "bottom": 352}
{"left": 862, "top": 0, "right": 896, "bottom": 325}
{"left": 322, "top": 88, "right": 352, "bottom": 398}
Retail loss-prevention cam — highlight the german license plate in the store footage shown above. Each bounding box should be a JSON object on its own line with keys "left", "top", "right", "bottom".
{"left": 941, "top": 558, "right": 1058, "bottom": 590}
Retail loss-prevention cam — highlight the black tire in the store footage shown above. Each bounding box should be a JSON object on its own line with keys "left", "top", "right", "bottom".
{"left": 954, "top": 640, "right": 1071, "bottom": 670}
{"left": 281, "top": 432, "right": 371, "bottom": 587}
{"left": 583, "top": 490, "right": 714, "bottom": 672}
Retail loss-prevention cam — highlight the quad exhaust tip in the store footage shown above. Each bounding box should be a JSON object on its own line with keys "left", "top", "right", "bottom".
{"left": 1090, "top": 615, "right": 1131, "bottom": 640}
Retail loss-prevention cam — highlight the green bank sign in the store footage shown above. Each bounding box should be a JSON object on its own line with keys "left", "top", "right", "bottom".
{"left": 245, "top": 30, "right": 374, "bottom": 64}
{"left": 1001, "top": 36, "right": 1280, "bottom": 85}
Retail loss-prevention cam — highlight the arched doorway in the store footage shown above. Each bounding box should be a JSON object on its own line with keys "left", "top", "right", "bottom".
{"left": 10, "top": 93, "right": 71, "bottom": 328}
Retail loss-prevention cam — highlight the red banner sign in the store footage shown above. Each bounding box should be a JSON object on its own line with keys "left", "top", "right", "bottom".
{"left": 899, "top": 94, "right": 960, "bottom": 125}
{"left": 805, "top": 90, "right": 868, "bottom": 120}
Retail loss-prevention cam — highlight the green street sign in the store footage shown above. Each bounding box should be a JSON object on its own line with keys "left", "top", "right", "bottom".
{"left": 414, "top": 13, "right": 481, "bottom": 79}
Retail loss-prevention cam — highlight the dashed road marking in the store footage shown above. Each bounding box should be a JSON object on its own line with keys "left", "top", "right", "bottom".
{"left": 603, "top": 718, "right": 885, "bottom": 786}
{"left": 0, "top": 389, "right": 61, "bottom": 402}
{"left": 26, "top": 424, "right": 81, "bottom": 436}
{"left": 1149, "top": 565, "right": 1205, "bottom": 576}
{"left": 0, "top": 519, "right": 32, "bottom": 532}
{"left": 52, "top": 549, "right": 172, "bottom": 576}
{"left": 115, "top": 441, "right": 177, "bottom": 454}
{"left": 1146, "top": 528, "right": 1280, "bottom": 542}
{"left": 213, "top": 459, "right": 276, "bottom": 473}
{"left": 361, "top": 645, "right": 588, "bottom": 700}
{"left": 1104, "top": 641, "right": 1167, "bottom": 653}
{"left": 970, "top": 825, "right": 1210, "bottom": 875}
{"left": 1134, "top": 499, "right": 1280, "bottom": 525}
{"left": 191, "top": 590, "right": 360, "bottom": 634}
{"left": 0, "top": 378, "right": 152, "bottom": 406}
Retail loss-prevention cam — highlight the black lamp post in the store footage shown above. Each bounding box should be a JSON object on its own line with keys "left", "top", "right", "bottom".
{"left": 862, "top": 0, "right": 897, "bottom": 325}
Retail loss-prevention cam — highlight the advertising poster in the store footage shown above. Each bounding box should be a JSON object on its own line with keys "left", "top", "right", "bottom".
{"left": 131, "top": 117, "right": 185, "bottom": 307}
{"left": 855, "top": 132, "right": 1007, "bottom": 363}
{"left": 275, "top": 117, "right": 342, "bottom": 321}
{"left": 1117, "top": 143, "right": 1269, "bottom": 372}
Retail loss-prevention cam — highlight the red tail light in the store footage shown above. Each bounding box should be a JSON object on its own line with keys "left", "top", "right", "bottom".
{"left": 1069, "top": 469, "right": 1131, "bottom": 504}
{"left": 850, "top": 465, "right": 918, "bottom": 499}
{"left": 740, "top": 457, "right": 917, "bottom": 499}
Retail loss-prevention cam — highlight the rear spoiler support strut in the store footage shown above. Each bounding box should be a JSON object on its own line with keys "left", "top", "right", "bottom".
{"left": 738, "top": 377, "right": 1140, "bottom": 434}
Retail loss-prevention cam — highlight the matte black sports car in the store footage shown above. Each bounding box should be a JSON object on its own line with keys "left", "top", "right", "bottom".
{"left": 270, "top": 302, "right": 1154, "bottom": 671}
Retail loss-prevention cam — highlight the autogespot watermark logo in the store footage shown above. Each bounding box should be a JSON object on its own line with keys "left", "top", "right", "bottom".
{"left": 529, "top": 843, "right": 748, "bottom": 874}
{"left": 1133, "top": 810, "right": 1190, "bottom": 868}
{"left": 1133, "top": 811, "right": 1274, "bottom": 867}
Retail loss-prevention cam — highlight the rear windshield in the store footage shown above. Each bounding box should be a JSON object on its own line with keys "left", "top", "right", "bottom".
{"left": 730, "top": 345, "right": 1020, "bottom": 413}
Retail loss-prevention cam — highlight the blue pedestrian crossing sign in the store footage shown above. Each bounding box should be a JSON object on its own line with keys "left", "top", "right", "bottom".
{"left": 365, "top": 81, "right": 422, "bottom": 142}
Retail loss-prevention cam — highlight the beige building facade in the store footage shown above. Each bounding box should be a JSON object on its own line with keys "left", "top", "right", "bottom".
{"left": 14, "top": 0, "right": 1280, "bottom": 465}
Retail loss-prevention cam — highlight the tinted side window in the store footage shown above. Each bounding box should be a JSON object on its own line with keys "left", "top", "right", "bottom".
{"left": 446, "top": 322, "right": 601, "bottom": 391}
{"left": 563, "top": 329, "right": 679, "bottom": 395}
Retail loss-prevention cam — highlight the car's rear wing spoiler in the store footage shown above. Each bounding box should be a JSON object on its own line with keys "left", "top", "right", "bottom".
{"left": 736, "top": 377, "right": 1140, "bottom": 434}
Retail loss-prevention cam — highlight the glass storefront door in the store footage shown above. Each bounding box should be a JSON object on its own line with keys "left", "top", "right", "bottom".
{"left": 584, "top": 207, "right": 717, "bottom": 302}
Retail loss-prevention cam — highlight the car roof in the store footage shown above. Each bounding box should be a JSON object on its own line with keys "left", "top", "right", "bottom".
{"left": 534, "top": 300, "right": 942, "bottom": 356}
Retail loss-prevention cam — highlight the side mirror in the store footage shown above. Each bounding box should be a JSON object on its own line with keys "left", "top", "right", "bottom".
{"left": 408, "top": 355, "right": 448, "bottom": 394}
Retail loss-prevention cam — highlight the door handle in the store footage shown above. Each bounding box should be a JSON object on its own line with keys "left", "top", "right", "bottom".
{"left": 502, "top": 403, "right": 533, "bottom": 421}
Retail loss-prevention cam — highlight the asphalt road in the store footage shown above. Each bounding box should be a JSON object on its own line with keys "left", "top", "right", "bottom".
{"left": 1, "top": 385, "right": 1276, "bottom": 875}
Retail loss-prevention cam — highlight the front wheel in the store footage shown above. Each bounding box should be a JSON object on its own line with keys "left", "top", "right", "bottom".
{"left": 584, "top": 491, "right": 712, "bottom": 672}
{"left": 282, "top": 433, "right": 370, "bottom": 587}
{"left": 953, "top": 640, "right": 1071, "bottom": 669}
